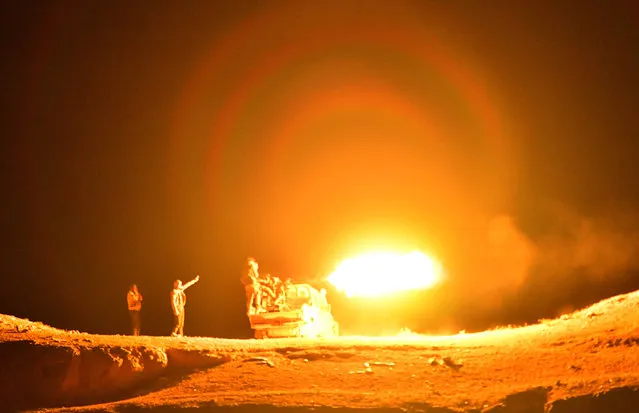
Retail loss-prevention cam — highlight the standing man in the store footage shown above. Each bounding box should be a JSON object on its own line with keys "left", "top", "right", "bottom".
{"left": 126, "top": 284, "right": 143, "bottom": 336}
{"left": 241, "top": 257, "right": 260, "bottom": 315}
{"left": 170, "top": 275, "right": 200, "bottom": 337}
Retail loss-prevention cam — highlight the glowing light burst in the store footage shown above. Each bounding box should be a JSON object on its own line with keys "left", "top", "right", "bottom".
{"left": 327, "top": 251, "right": 444, "bottom": 298}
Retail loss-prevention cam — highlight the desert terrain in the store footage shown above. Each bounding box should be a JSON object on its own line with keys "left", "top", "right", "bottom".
{"left": 1, "top": 290, "right": 638, "bottom": 413}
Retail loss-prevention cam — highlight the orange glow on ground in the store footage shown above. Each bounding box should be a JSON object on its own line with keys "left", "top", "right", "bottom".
{"left": 327, "top": 251, "right": 444, "bottom": 298}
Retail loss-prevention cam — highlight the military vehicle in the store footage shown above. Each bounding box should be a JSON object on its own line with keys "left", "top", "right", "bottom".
{"left": 248, "top": 282, "right": 339, "bottom": 339}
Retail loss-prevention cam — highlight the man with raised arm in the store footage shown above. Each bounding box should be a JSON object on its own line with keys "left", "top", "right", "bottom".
{"left": 170, "top": 275, "right": 200, "bottom": 337}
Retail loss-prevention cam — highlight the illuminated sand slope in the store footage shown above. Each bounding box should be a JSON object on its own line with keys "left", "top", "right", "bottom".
{"left": 1, "top": 291, "right": 638, "bottom": 413}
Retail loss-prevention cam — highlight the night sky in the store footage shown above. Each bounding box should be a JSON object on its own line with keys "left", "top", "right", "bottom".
{"left": 2, "top": 1, "right": 639, "bottom": 338}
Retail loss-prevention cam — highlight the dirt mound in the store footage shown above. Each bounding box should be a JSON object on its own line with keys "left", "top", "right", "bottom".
{"left": 0, "top": 339, "right": 241, "bottom": 411}
{"left": 0, "top": 340, "right": 168, "bottom": 411}
{"left": 0, "top": 315, "right": 236, "bottom": 412}
{"left": 549, "top": 387, "right": 639, "bottom": 413}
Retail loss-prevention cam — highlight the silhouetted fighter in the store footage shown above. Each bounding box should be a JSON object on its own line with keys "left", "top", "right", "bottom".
{"left": 126, "top": 284, "right": 143, "bottom": 336}
{"left": 242, "top": 258, "right": 261, "bottom": 315}
{"left": 170, "top": 275, "right": 200, "bottom": 337}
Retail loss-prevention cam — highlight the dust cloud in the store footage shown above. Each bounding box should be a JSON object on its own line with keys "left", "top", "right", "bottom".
{"left": 536, "top": 209, "right": 639, "bottom": 280}
{"left": 452, "top": 206, "right": 639, "bottom": 324}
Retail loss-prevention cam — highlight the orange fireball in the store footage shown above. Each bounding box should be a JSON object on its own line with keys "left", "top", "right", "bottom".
{"left": 327, "top": 251, "right": 444, "bottom": 298}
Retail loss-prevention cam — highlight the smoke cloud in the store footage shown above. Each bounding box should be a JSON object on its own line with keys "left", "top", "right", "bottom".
{"left": 450, "top": 206, "right": 639, "bottom": 320}
{"left": 536, "top": 209, "right": 639, "bottom": 280}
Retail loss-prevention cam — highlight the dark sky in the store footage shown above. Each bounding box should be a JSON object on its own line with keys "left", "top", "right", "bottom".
{"left": 2, "top": 1, "right": 639, "bottom": 338}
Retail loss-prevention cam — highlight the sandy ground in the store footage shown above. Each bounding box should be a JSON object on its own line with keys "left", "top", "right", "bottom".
{"left": 1, "top": 291, "right": 638, "bottom": 413}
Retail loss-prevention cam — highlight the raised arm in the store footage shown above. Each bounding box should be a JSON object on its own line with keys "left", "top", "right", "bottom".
{"left": 182, "top": 275, "right": 200, "bottom": 290}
